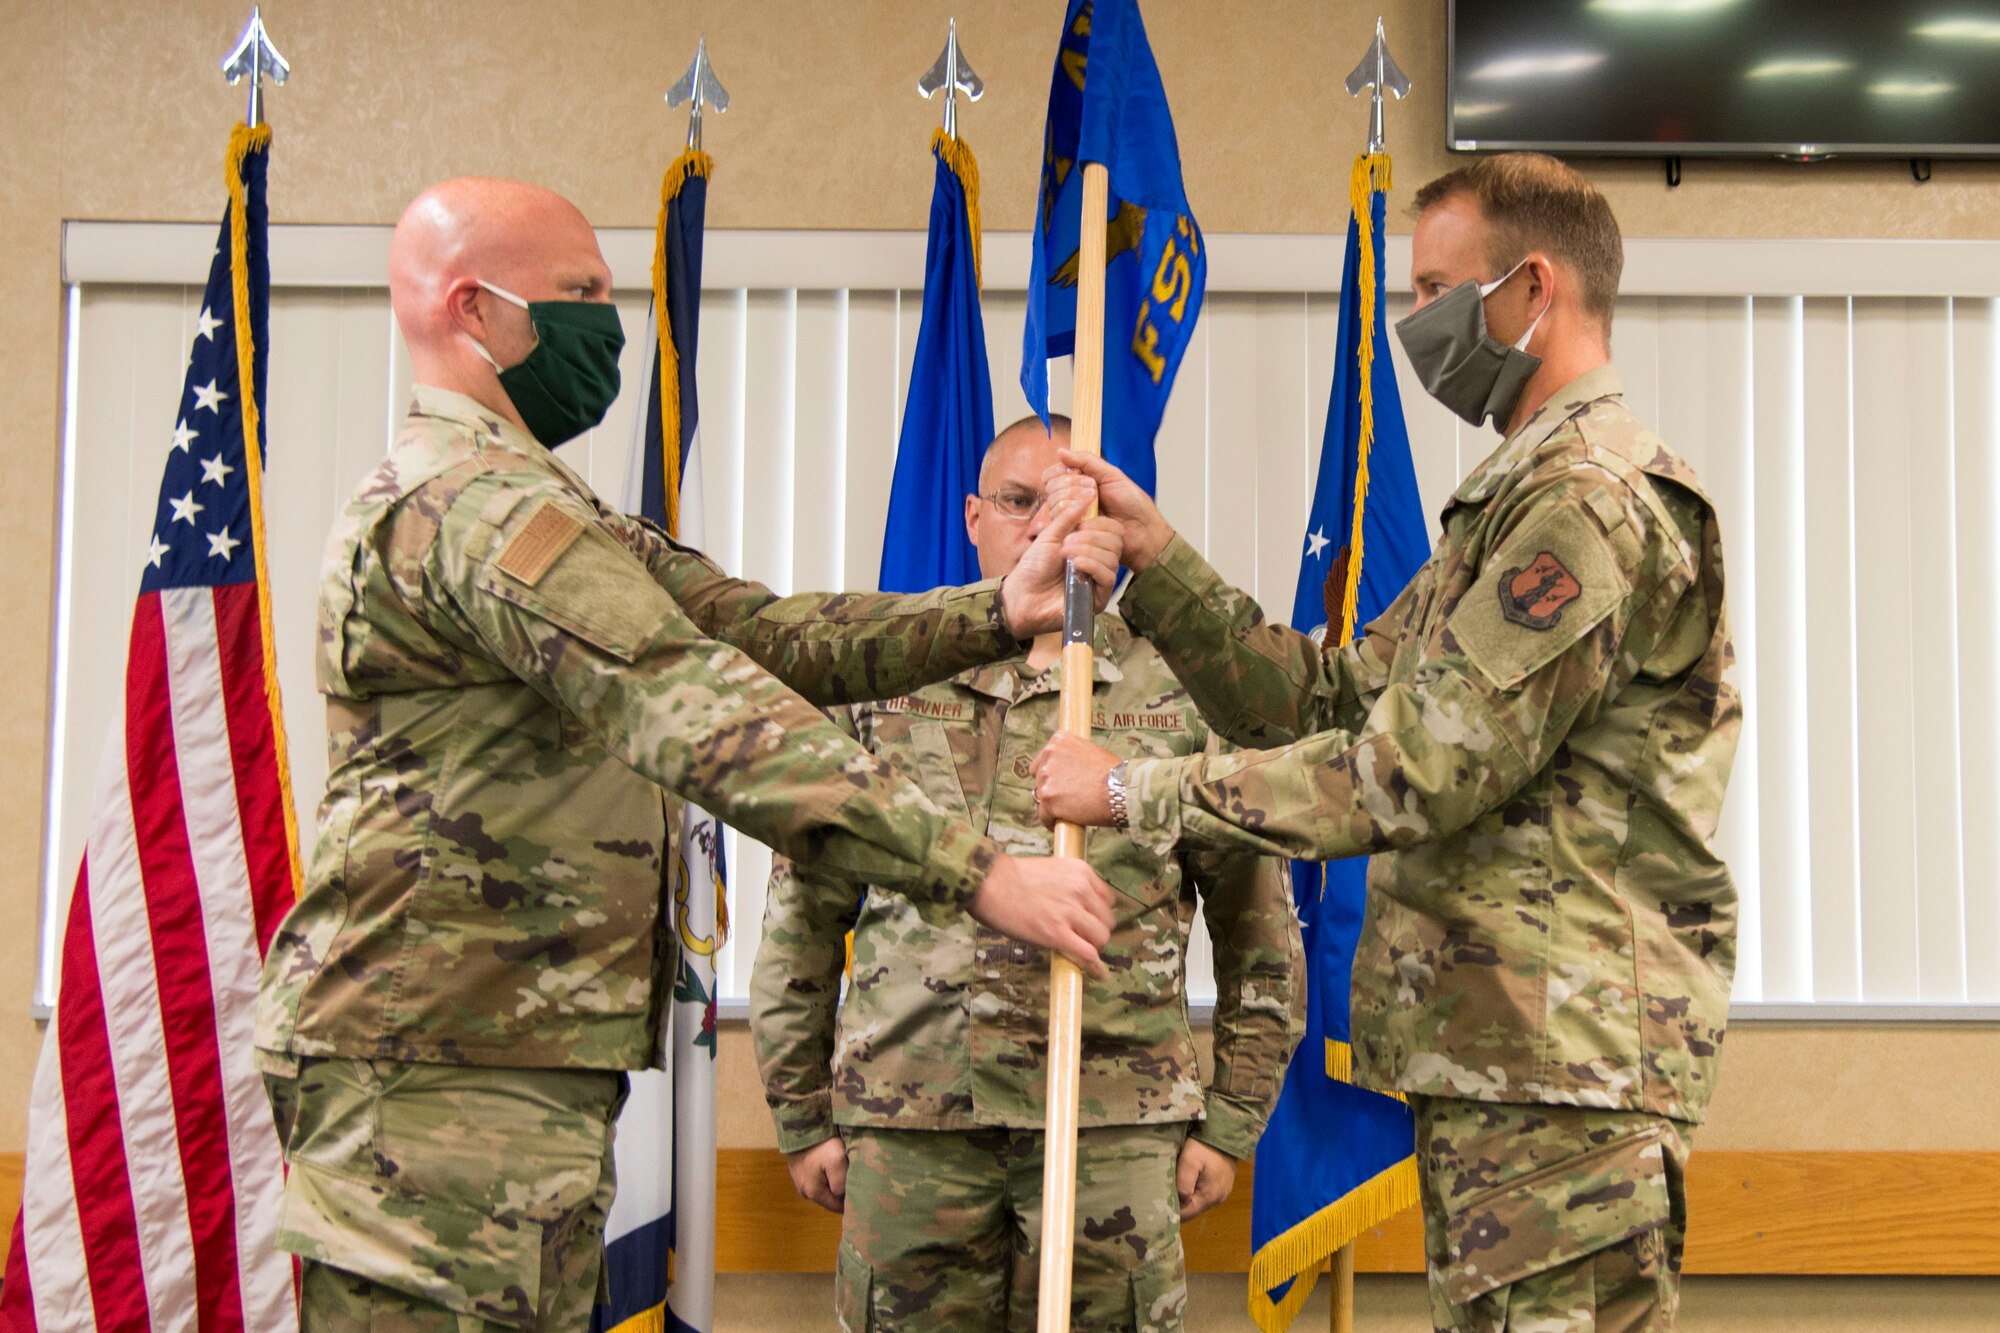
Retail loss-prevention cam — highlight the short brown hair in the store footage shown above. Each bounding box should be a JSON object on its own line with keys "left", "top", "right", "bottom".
{"left": 1412, "top": 153, "right": 1623, "bottom": 327}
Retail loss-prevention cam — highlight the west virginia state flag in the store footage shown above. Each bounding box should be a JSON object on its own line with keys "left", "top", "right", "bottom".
{"left": 1247, "top": 153, "right": 1428, "bottom": 1332}
{"left": 879, "top": 130, "right": 994, "bottom": 593}
{"left": 1022, "top": 0, "right": 1202, "bottom": 495}
{"left": 595, "top": 145, "right": 724, "bottom": 1333}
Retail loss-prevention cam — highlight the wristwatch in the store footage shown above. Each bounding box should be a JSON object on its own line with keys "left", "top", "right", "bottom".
{"left": 1106, "top": 762, "right": 1131, "bottom": 831}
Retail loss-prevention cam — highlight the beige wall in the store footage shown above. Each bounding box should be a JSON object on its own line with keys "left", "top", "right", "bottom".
{"left": 714, "top": 1021, "right": 2000, "bottom": 1153}
{"left": 5, "top": 6, "right": 2000, "bottom": 1312}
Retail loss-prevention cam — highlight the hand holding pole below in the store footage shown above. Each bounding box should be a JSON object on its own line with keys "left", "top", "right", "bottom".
{"left": 969, "top": 854, "right": 1115, "bottom": 978}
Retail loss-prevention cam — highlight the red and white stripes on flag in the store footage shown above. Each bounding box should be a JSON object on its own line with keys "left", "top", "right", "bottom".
{"left": 10, "top": 590, "right": 298, "bottom": 1332}
{"left": 1, "top": 125, "right": 299, "bottom": 1333}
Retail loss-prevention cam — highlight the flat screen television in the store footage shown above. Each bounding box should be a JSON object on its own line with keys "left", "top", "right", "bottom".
{"left": 1448, "top": 1, "right": 2000, "bottom": 159}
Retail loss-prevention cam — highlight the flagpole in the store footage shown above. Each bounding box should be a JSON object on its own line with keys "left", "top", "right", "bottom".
{"left": 919, "top": 16, "right": 985, "bottom": 141}
{"left": 221, "top": 5, "right": 288, "bottom": 129}
{"left": 1328, "top": 23, "right": 1407, "bottom": 1333}
{"left": 1037, "top": 159, "right": 1109, "bottom": 1333}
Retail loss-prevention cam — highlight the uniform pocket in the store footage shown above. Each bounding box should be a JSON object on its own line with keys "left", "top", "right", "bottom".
{"left": 1440, "top": 1126, "right": 1671, "bottom": 1307}
{"left": 836, "top": 1238, "right": 874, "bottom": 1333}
{"left": 277, "top": 1156, "right": 544, "bottom": 1327}
{"left": 1128, "top": 1249, "right": 1188, "bottom": 1332}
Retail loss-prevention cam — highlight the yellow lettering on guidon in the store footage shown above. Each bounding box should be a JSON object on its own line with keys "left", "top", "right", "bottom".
{"left": 1131, "top": 216, "right": 1202, "bottom": 385}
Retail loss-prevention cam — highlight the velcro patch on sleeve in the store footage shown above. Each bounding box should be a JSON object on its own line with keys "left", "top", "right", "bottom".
{"left": 1450, "top": 504, "right": 1629, "bottom": 691}
{"left": 496, "top": 502, "right": 585, "bottom": 588}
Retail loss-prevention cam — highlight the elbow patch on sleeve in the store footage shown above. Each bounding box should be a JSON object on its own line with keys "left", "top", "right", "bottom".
{"left": 478, "top": 498, "right": 671, "bottom": 663}
{"left": 1450, "top": 505, "right": 1628, "bottom": 691}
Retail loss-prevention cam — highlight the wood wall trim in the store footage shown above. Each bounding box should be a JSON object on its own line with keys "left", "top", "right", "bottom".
{"left": 2, "top": 1149, "right": 1989, "bottom": 1277}
{"left": 717, "top": 1148, "right": 2000, "bottom": 1277}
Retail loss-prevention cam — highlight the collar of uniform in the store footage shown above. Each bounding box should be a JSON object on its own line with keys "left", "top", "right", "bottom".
{"left": 1449, "top": 363, "right": 1625, "bottom": 509}
{"left": 952, "top": 618, "right": 1128, "bottom": 702}
{"left": 408, "top": 384, "right": 603, "bottom": 507}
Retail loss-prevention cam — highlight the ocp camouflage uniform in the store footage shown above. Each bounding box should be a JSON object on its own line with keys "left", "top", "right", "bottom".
{"left": 751, "top": 617, "right": 1304, "bottom": 1332}
{"left": 1112, "top": 366, "right": 1738, "bottom": 1331}
{"left": 257, "top": 386, "right": 1032, "bottom": 1329}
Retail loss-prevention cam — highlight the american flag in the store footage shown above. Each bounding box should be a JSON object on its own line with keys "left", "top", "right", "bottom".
{"left": 0, "top": 126, "right": 300, "bottom": 1333}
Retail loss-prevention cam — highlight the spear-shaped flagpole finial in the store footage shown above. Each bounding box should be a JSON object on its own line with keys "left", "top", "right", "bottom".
{"left": 918, "top": 17, "right": 985, "bottom": 140}
{"left": 1344, "top": 16, "right": 1410, "bottom": 154}
{"left": 666, "top": 36, "right": 730, "bottom": 152}
{"left": 221, "top": 5, "right": 289, "bottom": 129}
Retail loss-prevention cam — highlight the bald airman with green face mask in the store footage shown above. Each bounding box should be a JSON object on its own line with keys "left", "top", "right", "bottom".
{"left": 255, "top": 176, "right": 1125, "bottom": 1332}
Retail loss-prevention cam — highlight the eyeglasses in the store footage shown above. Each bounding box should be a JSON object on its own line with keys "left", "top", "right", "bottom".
{"left": 979, "top": 490, "right": 1047, "bottom": 522}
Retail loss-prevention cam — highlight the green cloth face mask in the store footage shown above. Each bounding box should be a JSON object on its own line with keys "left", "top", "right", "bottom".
{"left": 468, "top": 280, "right": 625, "bottom": 446}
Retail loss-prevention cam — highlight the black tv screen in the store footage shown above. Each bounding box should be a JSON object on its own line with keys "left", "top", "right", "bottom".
{"left": 1448, "top": 1, "right": 2000, "bottom": 158}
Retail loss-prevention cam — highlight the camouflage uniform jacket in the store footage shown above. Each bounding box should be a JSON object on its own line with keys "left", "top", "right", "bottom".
{"left": 751, "top": 616, "right": 1304, "bottom": 1161}
{"left": 256, "top": 386, "right": 1023, "bottom": 1072}
{"left": 1118, "top": 366, "right": 1739, "bottom": 1124}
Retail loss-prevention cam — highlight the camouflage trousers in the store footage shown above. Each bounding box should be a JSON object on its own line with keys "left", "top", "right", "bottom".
{"left": 1408, "top": 1096, "right": 1692, "bottom": 1333}
{"left": 262, "top": 1056, "right": 625, "bottom": 1331}
{"left": 837, "top": 1124, "right": 1190, "bottom": 1332}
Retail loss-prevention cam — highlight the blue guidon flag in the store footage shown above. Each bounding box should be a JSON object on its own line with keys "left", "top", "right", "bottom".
{"left": 1247, "top": 152, "right": 1429, "bottom": 1332}
{"left": 594, "top": 144, "right": 724, "bottom": 1333}
{"left": 1023, "top": 0, "right": 1203, "bottom": 495}
{"left": 879, "top": 129, "right": 995, "bottom": 593}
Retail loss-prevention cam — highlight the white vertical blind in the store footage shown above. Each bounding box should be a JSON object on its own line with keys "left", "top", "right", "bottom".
{"left": 1953, "top": 302, "right": 2000, "bottom": 1001}
{"left": 42, "top": 236, "right": 2000, "bottom": 1014}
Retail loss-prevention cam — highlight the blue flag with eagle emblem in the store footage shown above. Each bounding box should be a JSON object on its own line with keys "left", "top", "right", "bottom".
{"left": 1022, "top": 0, "right": 1202, "bottom": 495}
{"left": 1246, "top": 154, "right": 1428, "bottom": 1332}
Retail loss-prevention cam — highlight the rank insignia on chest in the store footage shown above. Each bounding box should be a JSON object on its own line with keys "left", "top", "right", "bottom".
{"left": 1499, "top": 551, "right": 1583, "bottom": 631}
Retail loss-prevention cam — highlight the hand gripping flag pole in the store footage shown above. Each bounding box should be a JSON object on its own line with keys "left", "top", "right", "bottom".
{"left": 1037, "top": 156, "right": 1109, "bottom": 1333}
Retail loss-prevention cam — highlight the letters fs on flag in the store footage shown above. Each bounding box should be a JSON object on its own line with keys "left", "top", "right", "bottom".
{"left": 1, "top": 125, "right": 300, "bottom": 1333}
{"left": 1022, "top": 0, "right": 1203, "bottom": 497}
{"left": 879, "top": 129, "right": 995, "bottom": 595}
{"left": 595, "top": 144, "right": 722, "bottom": 1333}
{"left": 1245, "top": 154, "right": 1428, "bottom": 1333}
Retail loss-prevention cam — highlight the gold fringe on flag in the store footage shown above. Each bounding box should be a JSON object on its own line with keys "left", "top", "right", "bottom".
{"left": 1336, "top": 152, "right": 1393, "bottom": 647}
{"left": 226, "top": 121, "right": 302, "bottom": 904}
{"left": 930, "top": 128, "right": 983, "bottom": 290}
{"left": 1326, "top": 1039, "right": 1407, "bottom": 1104}
{"left": 1246, "top": 1157, "right": 1421, "bottom": 1333}
{"left": 652, "top": 147, "right": 714, "bottom": 541}
{"left": 605, "top": 1304, "right": 667, "bottom": 1333}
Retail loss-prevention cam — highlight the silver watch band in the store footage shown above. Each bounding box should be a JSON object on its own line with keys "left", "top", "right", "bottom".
{"left": 1107, "top": 762, "right": 1131, "bottom": 831}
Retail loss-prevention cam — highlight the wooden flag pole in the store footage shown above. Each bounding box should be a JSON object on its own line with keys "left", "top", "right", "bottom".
{"left": 1036, "top": 159, "right": 1110, "bottom": 1333}
{"left": 1330, "top": 1243, "right": 1356, "bottom": 1333}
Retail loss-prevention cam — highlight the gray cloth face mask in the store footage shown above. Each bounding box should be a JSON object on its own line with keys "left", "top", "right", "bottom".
{"left": 1394, "top": 261, "right": 1545, "bottom": 430}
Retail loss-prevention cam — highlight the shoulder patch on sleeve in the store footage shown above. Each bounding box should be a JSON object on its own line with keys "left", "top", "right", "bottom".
{"left": 1496, "top": 552, "right": 1585, "bottom": 630}
{"left": 496, "top": 502, "right": 584, "bottom": 587}
{"left": 1451, "top": 504, "right": 1631, "bottom": 691}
